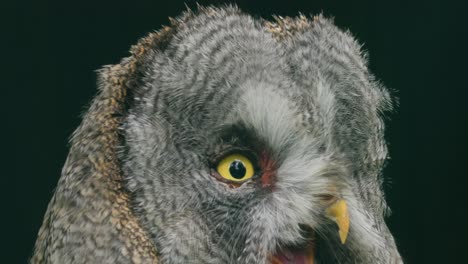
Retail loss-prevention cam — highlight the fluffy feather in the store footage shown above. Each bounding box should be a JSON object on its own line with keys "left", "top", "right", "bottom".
{"left": 32, "top": 5, "right": 402, "bottom": 264}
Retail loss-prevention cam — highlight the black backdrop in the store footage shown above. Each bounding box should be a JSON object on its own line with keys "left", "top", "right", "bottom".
{"left": 9, "top": 0, "right": 467, "bottom": 263}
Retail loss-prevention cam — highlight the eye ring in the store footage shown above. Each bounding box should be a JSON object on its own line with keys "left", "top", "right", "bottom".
{"left": 215, "top": 154, "right": 255, "bottom": 183}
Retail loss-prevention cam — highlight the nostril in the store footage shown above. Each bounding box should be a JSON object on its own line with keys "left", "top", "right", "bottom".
{"left": 317, "top": 194, "right": 337, "bottom": 206}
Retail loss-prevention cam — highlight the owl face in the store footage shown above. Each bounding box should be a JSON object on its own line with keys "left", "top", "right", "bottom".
{"left": 121, "top": 7, "right": 399, "bottom": 264}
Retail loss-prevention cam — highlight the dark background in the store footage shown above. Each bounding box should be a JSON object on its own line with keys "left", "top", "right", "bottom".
{"left": 8, "top": 0, "right": 467, "bottom": 263}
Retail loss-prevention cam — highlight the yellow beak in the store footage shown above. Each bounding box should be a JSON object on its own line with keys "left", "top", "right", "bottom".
{"left": 325, "top": 199, "right": 350, "bottom": 244}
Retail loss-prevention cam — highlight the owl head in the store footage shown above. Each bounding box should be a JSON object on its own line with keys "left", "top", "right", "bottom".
{"left": 32, "top": 5, "right": 401, "bottom": 264}
{"left": 120, "top": 5, "right": 401, "bottom": 264}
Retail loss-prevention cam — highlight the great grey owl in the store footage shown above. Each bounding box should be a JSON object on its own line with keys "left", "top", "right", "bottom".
{"left": 32, "top": 5, "right": 403, "bottom": 264}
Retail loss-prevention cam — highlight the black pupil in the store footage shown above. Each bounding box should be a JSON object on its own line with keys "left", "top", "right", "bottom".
{"left": 229, "top": 160, "right": 246, "bottom": 179}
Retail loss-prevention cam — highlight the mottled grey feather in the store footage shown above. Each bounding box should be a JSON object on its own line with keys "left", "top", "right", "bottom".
{"left": 32, "top": 5, "right": 402, "bottom": 264}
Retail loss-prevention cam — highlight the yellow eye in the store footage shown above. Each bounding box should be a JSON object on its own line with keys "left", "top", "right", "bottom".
{"left": 216, "top": 154, "right": 255, "bottom": 182}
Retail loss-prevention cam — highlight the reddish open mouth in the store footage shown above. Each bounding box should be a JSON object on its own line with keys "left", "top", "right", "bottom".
{"left": 270, "top": 227, "right": 315, "bottom": 264}
{"left": 270, "top": 242, "right": 315, "bottom": 264}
